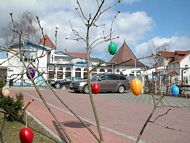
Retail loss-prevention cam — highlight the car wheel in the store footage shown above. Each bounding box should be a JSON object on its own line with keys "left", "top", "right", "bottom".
{"left": 55, "top": 83, "right": 61, "bottom": 89}
{"left": 118, "top": 85, "right": 125, "bottom": 93}
{"left": 83, "top": 84, "right": 89, "bottom": 94}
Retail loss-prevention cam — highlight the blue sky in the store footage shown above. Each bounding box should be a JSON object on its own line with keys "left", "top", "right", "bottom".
{"left": 123, "top": 0, "right": 190, "bottom": 37}
{"left": 0, "top": 0, "right": 190, "bottom": 64}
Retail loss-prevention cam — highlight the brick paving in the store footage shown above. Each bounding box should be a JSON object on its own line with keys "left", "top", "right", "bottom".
{"left": 10, "top": 87, "right": 190, "bottom": 143}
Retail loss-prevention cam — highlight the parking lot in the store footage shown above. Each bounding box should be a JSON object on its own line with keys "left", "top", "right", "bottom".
{"left": 11, "top": 87, "right": 190, "bottom": 143}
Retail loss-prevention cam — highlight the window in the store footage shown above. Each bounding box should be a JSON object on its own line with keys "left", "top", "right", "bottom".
{"left": 22, "top": 51, "right": 36, "bottom": 62}
{"left": 83, "top": 68, "right": 88, "bottom": 79}
{"left": 106, "top": 74, "right": 118, "bottom": 80}
{"left": 100, "top": 75, "right": 107, "bottom": 80}
{"left": 183, "top": 76, "right": 188, "bottom": 84}
{"left": 57, "top": 67, "right": 63, "bottom": 79}
{"left": 75, "top": 68, "right": 81, "bottom": 78}
{"left": 66, "top": 67, "right": 71, "bottom": 77}
{"left": 91, "top": 69, "right": 97, "bottom": 76}
{"left": 99, "top": 69, "right": 105, "bottom": 73}
{"left": 48, "top": 66, "right": 55, "bottom": 79}
{"left": 118, "top": 75, "right": 126, "bottom": 80}
{"left": 107, "top": 69, "right": 112, "bottom": 73}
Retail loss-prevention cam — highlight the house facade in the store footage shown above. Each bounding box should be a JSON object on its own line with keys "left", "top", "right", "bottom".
{"left": 6, "top": 41, "right": 53, "bottom": 86}
{"left": 1, "top": 35, "right": 147, "bottom": 86}
{"left": 157, "top": 50, "right": 190, "bottom": 85}
{"left": 47, "top": 41, "right": 146, "bottom": 82}
{"left": 0, "top": 51, "right": 8, "bottom": 82}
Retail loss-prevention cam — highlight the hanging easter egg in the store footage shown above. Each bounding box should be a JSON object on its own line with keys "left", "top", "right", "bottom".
{"left": 130, "top": 78, "right": 142, "bottom": 96}
{"left": 19, "top": 127, "right": 34, "bottom": 143}
{"left": 171, "top": 85, "right": 180, "bottom": 96}
{"left": 26, "top": 67, "right": 35, "bottom": 79}
{"left": 108, "top": 42, "right": 117, "bottom": 55}
{"left": 2, "top": 86, "right": 10, "bottom": 96}
{"left": 92, "top": 82, "right": 100, "bottom": 94}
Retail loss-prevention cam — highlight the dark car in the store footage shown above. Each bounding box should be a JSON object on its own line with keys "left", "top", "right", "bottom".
{"left": 70, "top": 73, "right": 130, "bottom": 93}
{"left": 50, "top": 77, "right": 83, "bottom": 89}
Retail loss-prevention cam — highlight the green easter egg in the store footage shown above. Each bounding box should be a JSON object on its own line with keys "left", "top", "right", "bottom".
{"left": 108, "top": 42, "right": 117, "bottom": 55}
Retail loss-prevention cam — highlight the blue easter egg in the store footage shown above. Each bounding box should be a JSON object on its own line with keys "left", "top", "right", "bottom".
{"left": 171, "top": 85, "right": 180, "bottom": 96}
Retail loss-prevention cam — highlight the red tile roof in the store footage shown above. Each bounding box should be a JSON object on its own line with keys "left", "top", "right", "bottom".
{"left": 175, "top": 50, "right": 190, "bottom": 55}
{"left": 158, "top": 50, "right": 190, "bottom": 64}
{"left": 158, "top": 51, "right": 175, "bottom": 58}
{"left": 67, "top": 52, "right": 87, "bottom": 59}
{"left": 39, "top": 34, "right": 55, "bottom": 48}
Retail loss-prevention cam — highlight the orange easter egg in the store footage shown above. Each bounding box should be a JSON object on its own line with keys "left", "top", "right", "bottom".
{"left": 130, "top": 78, "right": 142, "bottom": 96}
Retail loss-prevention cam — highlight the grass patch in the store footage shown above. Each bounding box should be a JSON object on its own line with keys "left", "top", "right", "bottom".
{"left": 0, "top": 109, "right": 58, "bottom": 143}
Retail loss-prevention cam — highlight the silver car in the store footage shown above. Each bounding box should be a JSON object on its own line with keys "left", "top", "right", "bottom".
{"left": 70, "top": 73, "right": 130, "bottom": 93}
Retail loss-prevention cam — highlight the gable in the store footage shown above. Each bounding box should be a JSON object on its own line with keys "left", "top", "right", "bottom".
{"left": 109, "top": 42, "right": 145, "bottom": 67}
{"left": 39, "top": 34, "right": 55, "bottom": 49}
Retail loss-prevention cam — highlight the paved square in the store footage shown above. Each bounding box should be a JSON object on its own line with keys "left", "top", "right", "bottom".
{"left": 10, "top": 87, "right": 190, "bottom": 143}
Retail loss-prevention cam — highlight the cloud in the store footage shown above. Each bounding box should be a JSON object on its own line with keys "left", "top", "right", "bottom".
{"left": 0, "top": 0, "right": 154, "bottom": 61}
{"left": 135, "top": 36, "right": 190, "bottom": 58}
{"left": 114, "top": 11, "right": 154, "bottom": 44}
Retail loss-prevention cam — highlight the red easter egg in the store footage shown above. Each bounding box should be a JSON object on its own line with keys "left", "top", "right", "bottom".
{"left": 92, "top": 82, "right": 100, "bottom": 94}
{"left": 19, "top": 127, "right": 34, "bottom": 143}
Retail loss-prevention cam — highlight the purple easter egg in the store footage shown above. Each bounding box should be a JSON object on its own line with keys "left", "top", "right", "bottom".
{"left": 26, "top": 67, "right": 35, "bottom": 79}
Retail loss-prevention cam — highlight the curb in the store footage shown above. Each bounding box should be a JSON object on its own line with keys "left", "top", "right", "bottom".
{"left": 26, "top": 111, "right": 65, "bottom": 143}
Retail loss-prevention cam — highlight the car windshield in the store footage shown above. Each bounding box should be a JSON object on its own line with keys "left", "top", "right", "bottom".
{"left": 91, "top": 74, "right": 101, "bottom": 81}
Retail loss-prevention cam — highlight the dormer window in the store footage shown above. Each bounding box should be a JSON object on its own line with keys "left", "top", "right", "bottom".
{"left": 22, "top": 50, "right": 36, "bottom": 62}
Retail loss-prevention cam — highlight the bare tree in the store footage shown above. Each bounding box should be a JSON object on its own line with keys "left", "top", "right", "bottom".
{"left": 2, "top": 11, "right": 40, "bottom": 47}
{"left": 66, "top": 0, "right": 121, "bottom": 142}
{"left": 0, "top": 0, "right": 121, "bottom": 142}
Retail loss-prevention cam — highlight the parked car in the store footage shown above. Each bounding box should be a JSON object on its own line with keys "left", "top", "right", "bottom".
{"left": 50, "top": 77, "right": 83, "bottom": 89}
{"left": 69, "top": 73, "right": 130, "bottom": 93}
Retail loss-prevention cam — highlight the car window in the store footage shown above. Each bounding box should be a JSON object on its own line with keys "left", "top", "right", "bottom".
{"left": 75, "top": 77, "right": 82, "bottom": 81}
{"left": 100, "top": 75, "right": 107, "bottom": 80}
{"left": 118, "top": 75, "right": 126, "bottom": 80}
{"left": 106, "top": 74, "right": 118, "bottom": 80}
{"left": 91, "top": 74, "right": 101, "bottom": 81}
{"left": 65, "top": 77, "right": 72, "bottom": 81}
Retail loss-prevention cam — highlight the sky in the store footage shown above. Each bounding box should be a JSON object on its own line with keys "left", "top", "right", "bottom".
{"left": 0, "top": 0, "right": 190, "bottom": 64}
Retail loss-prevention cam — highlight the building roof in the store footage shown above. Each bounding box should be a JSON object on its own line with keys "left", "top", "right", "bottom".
{"left": 39, "top": 34, "right": 55, "bottom": 49}
{"left": 67, "top": 52, "right": 87, "bottom": 59}
{"left": 158, "top": 50, "right": 190, "bottom": 64}
{"left": 175, "top": 50, "right": 190, "bottom": 55}
{"left": 109, "top": 41, "right": 145, "bottom": 67}
{"left": 158, "top": 51, "right": 175, "bottom": 58}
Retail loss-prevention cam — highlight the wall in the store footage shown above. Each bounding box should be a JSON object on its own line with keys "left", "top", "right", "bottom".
{"left": 7, "top": 45, "right": 48, "bottom": 86}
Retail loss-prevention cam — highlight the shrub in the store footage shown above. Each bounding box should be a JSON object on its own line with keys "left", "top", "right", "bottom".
{"left": 0, "top": 91, "right": 24, "bottom": 121}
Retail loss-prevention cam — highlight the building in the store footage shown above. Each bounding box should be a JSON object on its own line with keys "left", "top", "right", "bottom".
{"left": 0, "top": 36, "right": 147, "bottom": 86}
{"left": 157, "top": 50, "right": 190, "bottom": 85}
{"left": 2, "top": 35, "right": 55, "bottom": 86}
{"left": 109, "top": 41, "right": 145, "bottom": 76}
{"left": 0, "top": 50, "right": 8, "bottom": 83}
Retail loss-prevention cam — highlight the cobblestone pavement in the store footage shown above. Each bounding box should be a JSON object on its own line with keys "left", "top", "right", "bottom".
{"left": 10, "top": 87, "right": 190, "bottom": 143}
